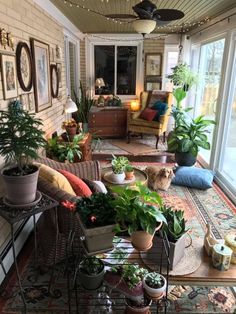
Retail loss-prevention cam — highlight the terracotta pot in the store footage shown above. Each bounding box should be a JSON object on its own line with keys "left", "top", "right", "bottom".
{"left": 65, "top": 126, "right": 77, "bottom": 141}
{"left": 1, "top": 165, "right": 39, "bottom": 205}
{"left": 143, "top": 273, "right": 166, "bottom": 301}
{"left": 125, "top": 171, "right": 134, "bottom": 180}
{"left": 125, "top": 298, "right": 151, "bottom": 314}
{"left": 131, "top": 222, "right": 163, "bottom": 251}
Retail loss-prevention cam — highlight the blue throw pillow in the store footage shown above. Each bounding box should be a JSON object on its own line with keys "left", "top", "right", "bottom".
{"left": 171, "top": 166, "right": 214, "bottom": 190}
{"left": 151, "top": 101, "right": 168, "bottom": 121}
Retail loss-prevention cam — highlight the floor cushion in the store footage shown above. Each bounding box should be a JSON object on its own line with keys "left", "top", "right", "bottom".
{"left": 171, "top": 166, "right": 214, "bottom": 190}
{"left": 58, "top": 169, "right": 92, "bottom": 197}
{"left": 38, "top": 164, "right": 76, "bottom": 195}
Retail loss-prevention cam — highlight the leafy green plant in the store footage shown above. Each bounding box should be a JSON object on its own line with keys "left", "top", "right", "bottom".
{"left": 0, "top": 101, "right": 46, "bottom": 175}
{"left": 168, "top": 63, "right": 198, "bottom": 90}
{"left": 167, "top": 115, "right": 215, "bottom": 157}
{"left": 79, "top": 256, "right": 104, "bottom": 275}
{"left": 160, "top": 205, "right": 187, "bottom": 242}
{"left": 144, "top": 272, "right": 164, "bottom": 289}
{"left": 76, "top": 193, "right": 116, "bottom": 228}
{"left": 111, "top": 155, "right": 129, "bottom": 174}
{"left": 46, "top": 134, "right": 83, "bottom": 163}
{"left": 125, "top": 165, "right": 133, "bottom": 172}
{"left": 111, "top": 183, "right": 166, "bottom": 235}
{"left": 111, "top": 264, "right": 148, "bottom": 290}
{"left": 74, "top": 81, "right": 95, "bottom": 123}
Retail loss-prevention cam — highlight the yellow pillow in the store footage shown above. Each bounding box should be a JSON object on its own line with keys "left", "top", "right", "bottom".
{"left": 38, "top": 164, "right": 76, "bottom": 196}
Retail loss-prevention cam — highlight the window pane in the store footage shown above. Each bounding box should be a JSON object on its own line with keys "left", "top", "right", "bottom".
{"left": 69, "top": 42, "right": 76, "bottom": 99}
{"left": 117, "top": 46, "right": 137, "bottom": 95}
{"left": 166, "top": 51, "right": 178, "bottom": 75}
{"left": 95, "top": 46, "right": 114, "bottom": 95}
{"left": 196, "top": 39, "right": 225, "bottom": 163}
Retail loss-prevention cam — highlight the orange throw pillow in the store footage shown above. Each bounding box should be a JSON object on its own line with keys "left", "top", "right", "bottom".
{"left": 57, "top": 169, "right": 92, "bottom": 197}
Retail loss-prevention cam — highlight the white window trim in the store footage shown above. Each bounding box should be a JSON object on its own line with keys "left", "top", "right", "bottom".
{"left": 86, "top": 34, "right": 144, "bottom": 100}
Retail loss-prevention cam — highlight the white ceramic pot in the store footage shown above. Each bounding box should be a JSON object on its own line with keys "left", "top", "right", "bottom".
{"left": 143, "top": 273, "right": 166, "bottom": 301}
{"left": 111, "top": 172, "right": 125, "bottom": 184}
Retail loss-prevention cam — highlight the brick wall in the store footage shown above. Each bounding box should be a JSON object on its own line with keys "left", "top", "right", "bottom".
{"left": 0, "top": 0, "right": 67, "bottom": 251}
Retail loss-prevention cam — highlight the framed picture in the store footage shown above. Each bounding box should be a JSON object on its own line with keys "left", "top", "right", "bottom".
{"left": 28, "top": 92, "right": 35, "bottom": 112}
{"left": 16, "top": 42, "right": 33, "bottom": 92}
{"left": 20, "top": 93, "right": 28, "bottom": 110}
{"left": 146, "top": 82, "right": 161, "bottom": 91}
{"left": 1, "top": 53, "right": 18, "bottom": 99}
{"left": 30, "top": 38, "right": 51, "bottom": 112}
{"left": 145, "top": 53, "right": 162, "bottom": 76}
{"left": 56, "top": 63, "right": 62, "bottom": 88}
{"left": 50, "top": 64, "right": 59, "bottom": 98}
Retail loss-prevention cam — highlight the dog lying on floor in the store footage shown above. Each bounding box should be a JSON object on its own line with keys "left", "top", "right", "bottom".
{"left": 145, "top": 166, "right": 175, "bottom": 191}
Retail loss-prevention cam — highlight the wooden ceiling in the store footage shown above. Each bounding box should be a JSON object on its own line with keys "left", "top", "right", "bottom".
{"left": 51, "top": 0, "right": 236, "bottom": 33}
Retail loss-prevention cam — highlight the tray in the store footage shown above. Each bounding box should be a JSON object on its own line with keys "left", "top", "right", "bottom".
{"left": 103, "top": 171, "right": 135, "bottom": 185}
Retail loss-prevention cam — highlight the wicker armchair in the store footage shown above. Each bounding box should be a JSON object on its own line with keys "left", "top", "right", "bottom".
{"left": 36, "top": 157, "right": 101, "bottom": 266}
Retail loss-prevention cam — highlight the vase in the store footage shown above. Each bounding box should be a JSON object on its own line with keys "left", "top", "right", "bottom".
{"left": 111, "top": 172, "right": 125, "bottom": 184}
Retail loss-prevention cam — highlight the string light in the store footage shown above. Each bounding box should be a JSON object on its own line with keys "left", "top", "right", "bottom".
{"left": 60, "top": 0, "right": 211, "bottom": 33}
{"left": 85, "top": 33, "right": 168, "bottom": 42}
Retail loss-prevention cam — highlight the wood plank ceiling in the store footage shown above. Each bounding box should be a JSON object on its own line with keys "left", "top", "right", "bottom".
{"left": 51, "top": 0, "right": 236, "bottom": 33}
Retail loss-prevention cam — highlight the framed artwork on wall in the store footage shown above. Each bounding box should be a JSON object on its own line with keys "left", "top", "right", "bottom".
{"left": 50, "top": 64, "right": 59, "bottom": 98}
{"left": 30, "top": 38, "right": 51, "bottom": 112}
{"left": 28, "top": 93, "right": 35, "bottom": 112}
{"left": 145, "top": 53, "right": 162, "bottom": 76}
{"left": 16, "top": 42, "right": 33, "bottom": 92}
{"left": 20, "top": 93, "right": 28, "bottom": 110}
{"left": 146, "top": 82, "right": 161, "bottom": 91}
{"left": 1, "top": 53, "right": 18, "bottom": 99}
{"left": 56, "top": 63, "right": 62, "bottom": 88}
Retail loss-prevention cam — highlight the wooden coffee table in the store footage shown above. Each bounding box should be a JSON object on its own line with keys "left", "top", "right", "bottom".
{"left": 102, "top": 166, "right": 148, "bottom": 188}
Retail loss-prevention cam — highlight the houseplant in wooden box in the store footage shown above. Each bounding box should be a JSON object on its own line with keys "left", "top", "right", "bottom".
{"left": 76, "top": 192, "right": 116, "bottom": 253}
{"left": 0, "top": 101, "right": 46, "bottom": 205}
{"left": 112, "top": 183, "right": 166, "bottom": 251}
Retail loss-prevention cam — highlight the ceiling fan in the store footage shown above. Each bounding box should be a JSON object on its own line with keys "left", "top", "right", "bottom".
{"left": 105, "top": 0, "right": 185, "bottom": 34}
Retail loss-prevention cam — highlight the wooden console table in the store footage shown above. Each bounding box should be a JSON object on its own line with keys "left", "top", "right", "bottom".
{"left": 88, "top": 107, "right": 128, "bottom": 138}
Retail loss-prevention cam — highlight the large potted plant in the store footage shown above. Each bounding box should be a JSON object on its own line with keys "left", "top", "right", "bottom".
{"left": 78, "top": 256, "right": 105, "bottom": 290}
{"left": 74, "top": 81, "right": 95, "bottom": 132}
{"left": 144, "top": 205, "right": 188, "bottom": 270}
{"left": 142, "top": 272, "right": 166, "bottom": 301}
{"left": 167, "top": 115, "right": 215, "bottom": 166}
{"left": 75, "top": 192, "right": 116, "bottom": 253}
{"left": 0, "top": 101, "right": 46, "bottom": 205}
{"left": 112, "top": 183, "right": 166, "bottom": 251}
{"left": 111, "top": 155, "right": 129, "bottom": 183}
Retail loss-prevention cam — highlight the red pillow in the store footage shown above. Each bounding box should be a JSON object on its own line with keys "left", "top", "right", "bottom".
{"left": 140, "top": 108, "right": 157, "bottom": 121}
{"left": 57, "top": 169, "right": 92, "bottom": 197}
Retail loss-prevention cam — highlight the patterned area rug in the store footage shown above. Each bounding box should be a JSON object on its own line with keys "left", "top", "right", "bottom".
{"left": 1, "top": 162, "right": 236, "bottom": 313}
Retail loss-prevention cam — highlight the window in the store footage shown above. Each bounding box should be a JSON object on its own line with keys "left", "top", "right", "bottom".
{"left": 94, "top": 45, "right": 137, "bottom": 96}
{"left": 162, "top": 45, "right": 179, "bottom": 91}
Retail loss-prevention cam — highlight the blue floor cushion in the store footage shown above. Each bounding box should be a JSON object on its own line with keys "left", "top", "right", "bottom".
{"left": 172, "top": 166, "right": 214, "bottom": 190}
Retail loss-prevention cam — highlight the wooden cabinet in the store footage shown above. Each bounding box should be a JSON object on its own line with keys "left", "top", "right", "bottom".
{"left": 88, "top": 107, "right": 128, "bottom": 138}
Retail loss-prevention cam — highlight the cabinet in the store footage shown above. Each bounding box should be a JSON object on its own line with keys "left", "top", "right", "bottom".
{"left": 88, "top": 107, "right": 128, "bottom": 138}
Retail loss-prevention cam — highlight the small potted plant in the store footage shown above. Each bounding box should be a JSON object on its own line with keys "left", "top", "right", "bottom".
{"left": 0, "top": 101, "right": 46, "bottom": 205}
{"left": 143, "top": 272, "right": 166, "bottom": 301}
{"left": 125, "top": 164, "right": 134, "bottom": 180}
{"left": 78, "top": 256, "right": 105, "bottom": 290}
{"left": 125, "top": 298, "right": 152, "bottom": 314}
{"left": 62, "top": 118, "right": 78, "bottom": 141}
{"left": 111, "top": 155, "right": 129, "bottom": 183}
{"left": 75, "top": 193, "right": 116, "bottom": 253}
{"left": 112, "top": 183, "right": 166, "bottom": 251}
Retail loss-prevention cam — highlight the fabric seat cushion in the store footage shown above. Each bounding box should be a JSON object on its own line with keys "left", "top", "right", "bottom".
{"left": 58, "top": 169, "right": 92, "bottom": 197}
{"left": 38, "top": 164, "right": 76, "bottom": 196}
{"left": 130, "top": 117, "right": 161, "bottom": 128}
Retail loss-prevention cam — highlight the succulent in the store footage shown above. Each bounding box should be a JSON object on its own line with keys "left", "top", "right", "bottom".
{"left": 111, "top": 155, "right": 129, "bottom": 174}
{"left": 125, "top": 165, "right": 133, "bottom": 172}
{"left": 145, "top": 272, "right": 165, "bottom": 289}
{"left": 79, "top": 256, "right": 104, "bottom": 275}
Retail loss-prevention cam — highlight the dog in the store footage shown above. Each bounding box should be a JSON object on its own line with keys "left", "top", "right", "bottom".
{"left": 145, "top": 166, "right": 175, "bottom": 191}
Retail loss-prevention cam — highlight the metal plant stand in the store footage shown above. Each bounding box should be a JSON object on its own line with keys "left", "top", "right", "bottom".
{"left": 0, "top": 192, "right": 58, "bottom": 314}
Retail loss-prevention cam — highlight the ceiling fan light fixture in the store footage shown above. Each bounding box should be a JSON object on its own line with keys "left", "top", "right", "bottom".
{"left": 132, "top": 19, "right": 156, "bottom": 34}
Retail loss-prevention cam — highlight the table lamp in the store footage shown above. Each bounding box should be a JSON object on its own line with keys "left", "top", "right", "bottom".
{"left": 95, "top": 78, "right": 105, "bottom": 94}
{"left": 130, "top": 100, "right": 140, "bottom": 111}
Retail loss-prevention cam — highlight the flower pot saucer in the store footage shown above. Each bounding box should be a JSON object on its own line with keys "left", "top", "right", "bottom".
{"left": 3, "top": 191, "right": 42, "bottom": 209}
{"left": 103, "top": 171, "right": 135, "bottom": 185}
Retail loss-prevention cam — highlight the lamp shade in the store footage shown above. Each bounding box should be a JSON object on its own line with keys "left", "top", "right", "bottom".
{"left": 132, "top": 19, "right": 156, "bottom": 34}
{"left": 95, "top": 78, "right": 105, "bottom": 88}
{"left": 65, "top": 96, "right": 77, "bottom": 113}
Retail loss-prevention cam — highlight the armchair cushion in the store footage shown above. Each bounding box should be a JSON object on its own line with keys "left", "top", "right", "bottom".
{"left": 58, "top": 169, "right": 92, "bottom": 197}
{"left": 38, "top": 164, "right": 76, "bottom": 196}
{"left": 140, "top": 108, "right": 157, "bottom": 121}
{"left": 151, "top": 101, "right": 168, "bottom": 121}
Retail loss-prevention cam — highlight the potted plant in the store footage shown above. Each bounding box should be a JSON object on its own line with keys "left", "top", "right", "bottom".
{"left": 168, "top": 63, "right": 198, "bottom": 92}
{"left": 73, "top": 81, "right": 95, "bottom": 132}
{"left": 125, "top": 164, "right": 134, "bottom": 180}
{"left": 111, "top": 155, "right": 129, "bottom": 183}
{"left": 112, "top": 183, "right": 166, "bottom": 251}
{"left": 46, "top": 134, "right": 83, "bottom": 163}
{"left": 75, "top": 193, "right": 116, "bottom": 253}
{"left": 78, "top": 256, "right": 105, "bottom": 290}
{"left": 144, "top": 205, "right": 188, "bottom": 270}
{"left": 167, "top": 114, "right": 215, "bottom": 166}
{"left": 143, "top": 272, "right": 166, "bottom": 301}
{"left": 62, "top": 118, "right": 78, "bottom": 141}
{"left": 0, "top": 101, "right": 46, "bottom": 205}
{"left": 125, "top": 297, "right": 151, "bottom": 314}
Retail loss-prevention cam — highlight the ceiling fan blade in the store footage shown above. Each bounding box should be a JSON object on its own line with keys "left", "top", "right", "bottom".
{"left": 154, "top": 9, "right": 185, "bottom": 21}
{"left": 105, "top": 14, "right": 137, "bottom": 20}
{"left": 132, "top": 7, "right": 153, "bottom": 20}
{"left": 133, "top": 0, "right": 157, "bottom": 18}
